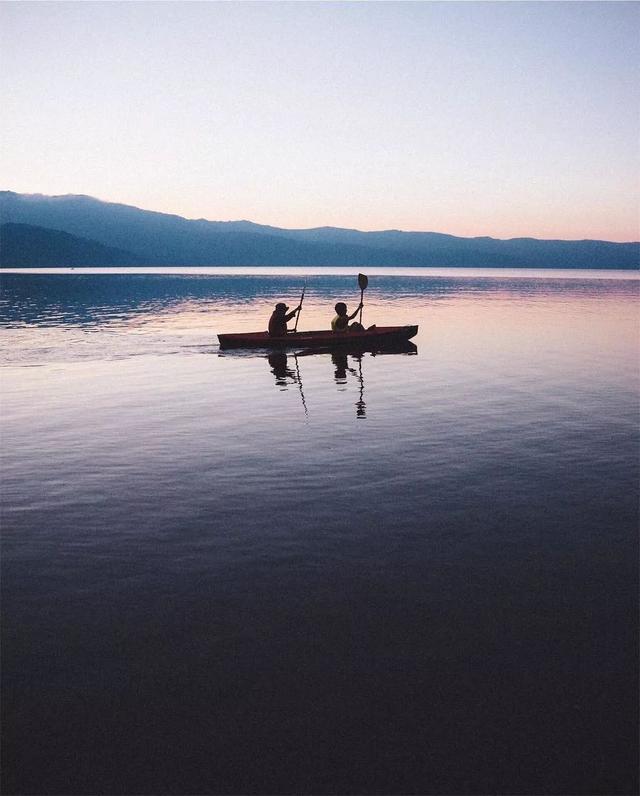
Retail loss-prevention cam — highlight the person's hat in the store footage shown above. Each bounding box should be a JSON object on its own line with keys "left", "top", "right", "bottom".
{"left": 275, "top": 302, "right": 289, "bottom": 312}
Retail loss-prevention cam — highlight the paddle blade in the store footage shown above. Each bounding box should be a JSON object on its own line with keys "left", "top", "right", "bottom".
{"left": 358, "top": 273, "right": 369, "bottom": 291}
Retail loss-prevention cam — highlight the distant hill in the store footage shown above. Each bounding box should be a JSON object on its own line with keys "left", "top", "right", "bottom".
{"left": 0, "top": 223, "right": 144, "bottom": 267}
{"left": 1, "top": 191, "right": 638, "bottom": 269}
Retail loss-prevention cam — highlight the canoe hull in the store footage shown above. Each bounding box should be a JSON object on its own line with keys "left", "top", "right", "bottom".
{"left": 218, "top": 325, "right": 418, "bottom": 350}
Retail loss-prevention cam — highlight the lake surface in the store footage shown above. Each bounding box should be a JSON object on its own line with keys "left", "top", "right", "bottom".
{"left": 1, "top": 268, "right": 638, "bottom": 795}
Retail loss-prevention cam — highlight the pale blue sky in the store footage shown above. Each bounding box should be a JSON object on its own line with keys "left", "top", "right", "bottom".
{"left": 2, "top": 1, "right": 638, "bottom": 240}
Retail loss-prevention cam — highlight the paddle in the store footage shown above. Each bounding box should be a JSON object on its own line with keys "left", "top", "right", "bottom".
{"left": 294, "top": 281, "right": 306, "bottom": 332}
{"left": 358, "top": 272, "right": 368, "bottom": 326}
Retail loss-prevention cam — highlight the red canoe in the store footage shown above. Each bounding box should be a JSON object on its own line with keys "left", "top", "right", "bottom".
{"left": 218, "top": 324, "right": 418, "bottom": 350}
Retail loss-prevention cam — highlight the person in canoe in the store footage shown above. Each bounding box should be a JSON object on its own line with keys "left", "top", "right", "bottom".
{"left": 268, "top": 301, "right": 302, "bottom": 337}
{"left": 331, "top": 302, "right": 364, "bottom": 333}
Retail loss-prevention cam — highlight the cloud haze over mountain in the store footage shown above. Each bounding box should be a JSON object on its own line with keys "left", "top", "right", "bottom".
{"left": 1, "top": 192, "right": 637, "bottom": 269}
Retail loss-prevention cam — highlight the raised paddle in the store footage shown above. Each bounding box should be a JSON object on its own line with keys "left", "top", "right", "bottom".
{"left": 294, "top": 281, "right": 306, "bottom": 332}
{"left": 358, "top": 272, "right": 368, "bottom": 326}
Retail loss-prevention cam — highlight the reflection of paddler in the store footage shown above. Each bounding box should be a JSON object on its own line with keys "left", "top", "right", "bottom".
{"left": 331, "top": 351, "right": 356, "bottom": 384}
{"left": 268, "top": 351, "right": 294, "bottom": 386}
{"left": 330, "top": 351, "right": 367, "bottom": 417}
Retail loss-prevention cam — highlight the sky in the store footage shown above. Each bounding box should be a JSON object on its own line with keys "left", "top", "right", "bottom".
{"left": 1, "top": 1, "right": 638, "bottom": 241}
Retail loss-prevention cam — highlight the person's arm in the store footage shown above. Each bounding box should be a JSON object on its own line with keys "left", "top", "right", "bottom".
{"left": 348, "top": 303, "right": 363, "bottom": 321}
{"left": 285, "top": 305, "right": 302, "bottom": 322}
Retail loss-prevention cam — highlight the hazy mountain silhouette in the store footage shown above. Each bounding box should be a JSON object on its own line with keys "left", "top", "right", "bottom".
{"left": 1, "top": 191, "right": 637, "bottom": 269}
{"left": 1, "top": 223, "right": 145, "bottom": 267}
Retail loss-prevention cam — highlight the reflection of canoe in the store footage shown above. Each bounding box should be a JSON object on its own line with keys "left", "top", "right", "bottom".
{"left": 294, "top": 339, "right": 418, "bottom": 357}
{"left": 218, "top": 325, "right": 418, "bottom": 350}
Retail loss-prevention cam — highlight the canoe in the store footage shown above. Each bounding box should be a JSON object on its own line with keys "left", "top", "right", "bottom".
{"left": 218, "top": 324, "right": 418, "bottom": 350}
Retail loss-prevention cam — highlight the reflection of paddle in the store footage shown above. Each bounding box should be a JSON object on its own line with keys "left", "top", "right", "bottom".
{"left": 358, "top": 273, "right": 368, "bottom": 326}
{"left": 294, "top": 281, "right": 306, "bottom": 332}
{"left": 293, "top": 352, "right": 309, "bottom": 418}
{"left": 355, "top": 354, "right": 366, "bottom": 419}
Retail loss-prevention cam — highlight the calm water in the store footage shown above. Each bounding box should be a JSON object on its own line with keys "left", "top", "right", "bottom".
{"left": 1, "top": 269, "right": 638, "bottom": 795}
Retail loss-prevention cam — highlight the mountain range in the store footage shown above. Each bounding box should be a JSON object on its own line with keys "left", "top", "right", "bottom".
{"left": 1, "top": 223, "right": 144, "bottom": 267}
{"left": 1, "top": 191, "right": 638, "bottom": 269}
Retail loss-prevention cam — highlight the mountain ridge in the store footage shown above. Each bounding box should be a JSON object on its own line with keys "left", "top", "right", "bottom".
{"left": 1, "top": 191, "right": 638, "bottom": 269}
{"left": 0, "top": 223, "right": 145, "bottom": 267}
{"left": 3, "top": 190, "right": 635, "bottom": 243}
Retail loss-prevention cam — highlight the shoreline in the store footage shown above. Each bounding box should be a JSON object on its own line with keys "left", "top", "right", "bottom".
{"left": 2, "top": 265, "right": 639, "bottom": 279}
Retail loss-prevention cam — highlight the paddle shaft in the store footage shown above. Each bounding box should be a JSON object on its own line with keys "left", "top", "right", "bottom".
{"left": 359, "top": 287, "right": 364, "bottom": 325}
{"left": 294, "top": 284, "right": 306, "bottom": 332}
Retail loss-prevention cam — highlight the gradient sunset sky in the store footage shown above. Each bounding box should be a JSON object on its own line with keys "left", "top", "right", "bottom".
{"left": 2, "top": 1, "right": 638, "bottom": 241}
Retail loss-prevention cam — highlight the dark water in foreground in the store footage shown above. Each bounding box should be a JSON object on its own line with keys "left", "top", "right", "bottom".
{"left": 1, "top": 270, "right": 638, "bottom": 795}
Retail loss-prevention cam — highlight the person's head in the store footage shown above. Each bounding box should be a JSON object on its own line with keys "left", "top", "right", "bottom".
{"left": 335, "top": 302, "right": 347, "bottom": 316}
{"left": 274, "top": 302, "right": 289, "bottom": 315}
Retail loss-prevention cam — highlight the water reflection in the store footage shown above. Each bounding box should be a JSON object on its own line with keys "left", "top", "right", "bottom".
{"left": 237, "top": 342, "right": 417, "bottom": 419}
{"left": 268, "top": 351, "right": 295, "bottom": 386}
{"left": 3, "top": 272, "right": 636, "bottom": 329}
{"left": 330, "top": 352, "right": 367, "bottom": 418}
{"left": 2, "top": 270, "right": 638, "bottom": 796}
